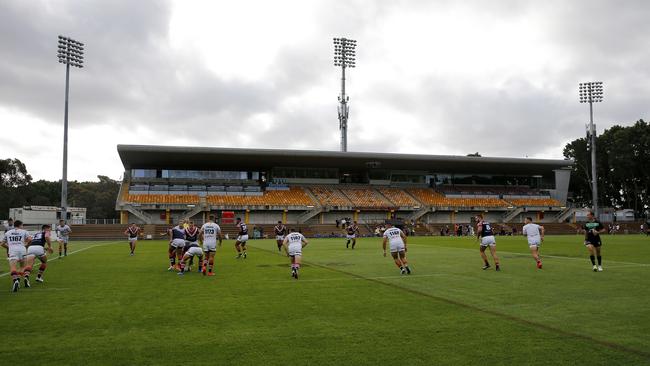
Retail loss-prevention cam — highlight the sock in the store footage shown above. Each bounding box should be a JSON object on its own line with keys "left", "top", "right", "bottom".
{"left": 208, "top": 259, "right": 214, "bottom": 273}
{"left": 597, "top": 256, "right": 602, "bottom": 265}
{"left": 484, "top": 260, "right": 489, "bottom": 266}
{"left": 202, "top": 259, "right": 208, "bottom": 269}
{"left": 38, "top": 263, "right": 47, "bottom": 277}
{"left": 11, "top": 271, "right": 19, "bottom": 281}
{"left": 352, "top": 241, "right": 355, "bottom": 249}
{"left": 189, "top": 257, "right": 194, "bottom": 266}
{"left": 590, "top": 255, "right": 596, "bottom": 265}
{"left": 64, "top": 245, "right": 67, "bottom": 255}
{"left": 169, "top": 255, "right": 176, "bottom": 266}
{"left": 23, "top": 266, "right": 32, "bottom": 278}
{"left": 179, "top": 261, "right": 185, "bottom": 272}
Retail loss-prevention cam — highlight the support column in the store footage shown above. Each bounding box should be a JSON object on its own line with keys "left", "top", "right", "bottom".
{"left": 120, "top": 211, "right": 128, "bottom": 224}
{"left": 354, "top": 210, "right": 359, "bottom": 222}
{"left": 282, "top": 209, "right": 287, "bottom": 223}
{"left": 245, "top": 209, "right": 250, "bottom": 224}
{"left": 165, "top": 209, "right": 170, "bottom": 225}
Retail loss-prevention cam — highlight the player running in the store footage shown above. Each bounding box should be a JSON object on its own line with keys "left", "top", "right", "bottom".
{"left": 274, "top": 221, "right": 287, "bottom": 252}
{"left": 124, "top": 223, "right": 141, "bottom": 256}
{"left": 1, "top": 220, "right": 32, "bottom": 292}
{"left": 382, "top": 223, "right": 411, "bottom": 275}
{"left": 522, "top": 217, "right": 545, "bottom": 269}
{"left": 583, "top": 211, "right": 606, "bottom": 272}
{"left": 282, "top": 228, "right": 309, "bottom": 279}
{"left": 345, "top": 221, "right": 360, "bottom": 249}
{"left": 235, "top": 217, "right": 249, "bottom": 259}
{"left": 55, "top": 219, "right": 72, "bottom": 257}
{"left": 476, "top": 214, "right": 500, "bottom": 271}
{"left": 168, "top": 221, "right": 186, "bottom": 271}
{"left": 178, "top": 222, "right": 203, "bottom": 275}
{"left": 25, "top": 224, "right": 54, "bottom": 283}
{"left": 200, "top": 215, "right": 222, "bottom": 276}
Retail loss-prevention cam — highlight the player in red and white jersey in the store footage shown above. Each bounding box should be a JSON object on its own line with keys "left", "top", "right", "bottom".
{"left": 124, "top": 223, "right": 141, "bottom": 256}
{"left": 200, "top": 215, "right": 222, "bottom": 276}
{"left": 382, "top": 223, "right": 411, "bottom": 275}
{"left": 282, "top": 228, "right": 308, "bottom": 279}
{"left": 1, "top": 220, "right": 32, "bottom": 292}
{"left": 235, "top": 217, "right": 249, "bottom": 259}
{"left": 345, "top": 221, "right": 360, "bottom": 249}
{"left": 178, "top": 221, "right": 203, "bottom": 275}
{"left": 25, "top": 224, "right": 54, "bottom": 284}
{"left": 274, "top": 221, "right": 287, "bottom": 252}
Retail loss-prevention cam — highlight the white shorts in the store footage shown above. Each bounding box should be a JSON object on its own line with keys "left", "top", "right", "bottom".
{"left": 276, "top": 235, "right": 285, "bottom": 241}
{"left": 184, "top": 246, "right": 203, "bottom": 257}
{"left": 58, "top": 237, "right": 69, "bottom": 244}
{"left": 346, "top": 234, "right": 356, "bottom": 239}
{"left": 171, "top": 239, "right": 186, "bottom": 248}
{"left": 528, "top": 238, "right": 541, "bottom": 247}
{"left": 480, "top": 236, "right": 497, "bottom": 247}
{"left": 8, "top": 246, "right": 27, "bottom": 261}
{"left": 128, "top": 237, "right": 138, "bottom": 243}
{"left": 237, "top": 235, "right": 249, "bottom": 243}
{"left": 27, "top": 245, "right": 46, "bottom": 258}
{"left": 390, "top": 242, "right": 405, "bottom": 253}
{"left": 203, "top": 241, "right": 217, "bottom": 252}
{"left": 288, "top": 244, "right": 302, "bottom": 257}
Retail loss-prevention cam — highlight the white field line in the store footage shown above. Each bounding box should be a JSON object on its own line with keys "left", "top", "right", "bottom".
{"left": 0, "top": 241, "right": 119, "bottom": 278}
{"left": 408, "top": 243, "right": 650, "bottom": 267}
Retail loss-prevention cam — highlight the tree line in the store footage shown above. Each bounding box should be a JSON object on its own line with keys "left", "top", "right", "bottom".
{"left": 0, "top": 159, "right": 119, "bottom": 220}
{"left": 563, "top": 119, "right": 649, "bottom": 215}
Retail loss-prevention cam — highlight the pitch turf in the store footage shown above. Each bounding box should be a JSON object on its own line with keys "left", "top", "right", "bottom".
{"left": 1, "top": 235, "right": 649, "bottom": 365}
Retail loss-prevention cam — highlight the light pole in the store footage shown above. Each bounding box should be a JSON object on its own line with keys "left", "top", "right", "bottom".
{"left": 579, "top": 81, "right": 603, "bottom": 217}
{"left": 57, "top": 35, "right": 84, "bottom": 222}
{"left": 333, "top": 37, "right": 356, "bottom": 152}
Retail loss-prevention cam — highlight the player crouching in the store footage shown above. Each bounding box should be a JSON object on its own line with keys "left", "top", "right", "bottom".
{"left": 25, "top": 224, "right": 54, "bottom": 284}
{"left": 382, "top": 223, "right": 411, "bottom": 275}
{"left": 178, "top": 223, "right": 203, "bottom": 276}
{"left": 282, "top": 228, "right": 308, "bottom": 279}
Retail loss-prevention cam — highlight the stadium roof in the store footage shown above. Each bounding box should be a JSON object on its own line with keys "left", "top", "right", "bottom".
{"left": 117, "top": 145, "right": 572, "bottom": 175}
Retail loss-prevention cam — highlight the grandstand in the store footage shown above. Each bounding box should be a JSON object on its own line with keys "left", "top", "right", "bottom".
{"left": 115, "top": 145, "right": 574, "bottom": 227}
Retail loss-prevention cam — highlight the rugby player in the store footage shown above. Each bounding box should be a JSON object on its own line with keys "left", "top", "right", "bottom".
{"left": 1, "top": 220, "right": 32, "bottom": 292}
{"left": 25, "top": 224, "right": 54, "bottom": 283}
{"left": 55, "top": 219, "right": 72, "bottom": 257}
{"left": 522, "top": 217, "right": 544, "bottom": 269}
{"left": 235, "top": 217, "right": 249, "bottom": 259}
{"left": 124, "top": 223, "right": 141, "bottom": 256}
{"left": 282, "top": 228, "right": 308, "bottom": 279}
{"left": 345, "top": 221, "right": 360, "bottom": 249}
{"left": 476, "top": 214, "right": 500, "bottom": 271}
{"left": 274, "top": 221, "right": 287, "bottom": 252}
{"left": 382, "top": 223, "right": 411, "bottom": 274}
{"left": 200, "top": 215, "right": 222, "bottom": 276}
{"left": 583, "top": 211, "right": 606, "bottom": 272}
{"left": 169, "top": 221, "right": 187, "bottom": 271}
{"left": 178, "top": 221, "right": 203, "bottom": 275}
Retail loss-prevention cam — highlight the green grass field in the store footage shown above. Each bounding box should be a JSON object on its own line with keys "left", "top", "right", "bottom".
{"left": 1, "top": 234, "right": 649, "bottom": 365}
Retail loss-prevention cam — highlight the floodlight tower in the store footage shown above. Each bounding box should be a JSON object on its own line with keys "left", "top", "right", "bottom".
{"left": 57, "top": 35, "right": 84, "bottom": 222}
{"left": 579, "top": 81, "right": 604, "bottom": 217}
{"left": 333, "top": 37, "right": 356, "bottom": 152}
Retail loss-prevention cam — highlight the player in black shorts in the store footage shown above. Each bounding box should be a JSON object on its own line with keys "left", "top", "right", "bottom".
{"left": 583, "top": 211, "right": 606, "bottom": 272}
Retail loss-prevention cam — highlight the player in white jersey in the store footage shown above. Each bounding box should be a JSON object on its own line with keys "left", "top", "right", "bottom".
{"left": 522, "top": 217, "right": 545, "bottom": 269}
{"left": 1, "top": 220, "right": 32, "bottom": 292}
{"left": 282, "top": 228, "right": 309, "bottom": 279}
{"left": 382, "top": 223, "right": 411, "bottom": 275}
{"left": 56, "top": 219, "right": 72, "bottom": 257}
{"left": 25, "top": 224, "right": 54, "bottom": 283}
{"left": 200, "top": 215, "right": 222, "bottom": 276}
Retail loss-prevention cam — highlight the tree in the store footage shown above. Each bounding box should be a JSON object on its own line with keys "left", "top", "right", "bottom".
{"left": 0, "top": 158, "right": 32, "bottom": 187}
{"left": 563, "top": 119, "right": 650, "bottom": 214}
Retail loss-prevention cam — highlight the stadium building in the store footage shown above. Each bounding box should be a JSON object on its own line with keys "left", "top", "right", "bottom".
{"left": 115, "top": 145, "right": 574, "bottom": 234}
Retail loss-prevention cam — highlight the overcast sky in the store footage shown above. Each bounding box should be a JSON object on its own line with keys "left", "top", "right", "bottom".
{"left": 1, "top": 0, "right": 648, "bottom": 181}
